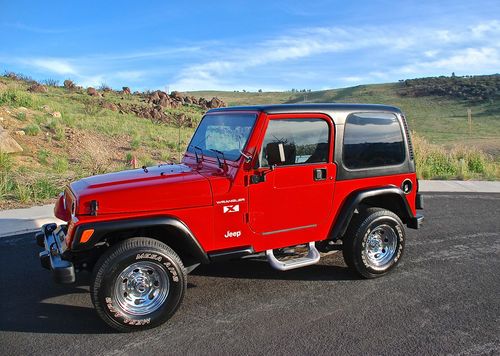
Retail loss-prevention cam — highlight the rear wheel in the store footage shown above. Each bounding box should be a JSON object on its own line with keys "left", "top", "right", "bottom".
{"left": 343, "top": 208, "right": 405, "bottom": 278}
{"left": 91, "top": 237, "right": 187, "bottom": 332}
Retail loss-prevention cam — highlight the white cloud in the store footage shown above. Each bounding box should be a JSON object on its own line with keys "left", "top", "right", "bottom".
{"left": 341, "top": 76, "right": 364, "bottom": 83}
{"left": 29, "top": 58, "right": 77, "bottom": 75}
{"left": 424, "top": 50, "right": 439, "bottom": 58}
{"left": 4, "top": 19, "right": 500, "bottom": 91}
{"left": 170, "top": 19, "right": 500, "bottom": 90}
{"left": 470, "top": 20, "right": 500, "bottom": 37}
{"left": 398, "top": 47, "right": 500, "bottom": 75}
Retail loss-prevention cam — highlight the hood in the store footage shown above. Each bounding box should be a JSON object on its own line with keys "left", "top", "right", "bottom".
{"left": 68, "top": 164, "right": 212, "bottom": 216}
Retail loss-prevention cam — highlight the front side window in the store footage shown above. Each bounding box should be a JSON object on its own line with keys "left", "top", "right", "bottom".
{"left": 187, "top": 114, "right": 257, "bottom": 161}
{"left": 343, "top": 112, "right": 405, "bottom": 169}
{"left": 259, "top": 119, "right": 329, "bottom": 167}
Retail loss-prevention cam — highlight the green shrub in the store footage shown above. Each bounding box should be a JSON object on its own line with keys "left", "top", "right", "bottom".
{"left": 53, "top": 157, "right": 69, "bottom": 173}
{"left": 82, "top": 98, "right": 101, "bottom": 116}
{"left": 413, "top": 134, "right": 498, "bottom": 180}
{"left": 125, "top": 152, "right": 133, "bottom": 163}
{"left": 467, "top": 151, "right": 486, "bottom": 173}
{"left": 37, "top": 149, "right": 50, "bottom": 165}
{"left": 0, "top": 89, "right": 38, "bottom": 108}
{"left": 54, "top": 126, "right": 65, "bottom": 141}
{"left": 141, "top": 157, "right": 155, "bottom": 167}
{"left": 16, "top": 112, "right": 27, "bottom": 121}
{"left": 0, "top": 173, "right": 15, "bottom": 200}
{"left": 15, "top": 182, "right": 31, "bottom": 203}
{"left": 32, "top": 178, "right": 59, "bottom": 201}
{"left": 130, "top": 137, "right": 141, "bottom": 150}
{"left": 0, "top": 151, "right": 13, "bottom": 172}
{"left": 24, "top": 124, "right": 41, "bottom": 136}
{"left": 45, "top": 118, "right": 58, "bottom": 131}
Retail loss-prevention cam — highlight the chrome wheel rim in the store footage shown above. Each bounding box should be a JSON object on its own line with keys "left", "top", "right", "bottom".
{"left": 114, "top": 261, "right": 169, "bottom": 316}
{"left": 364, "top": 224, "right": 398, "bottom": 270}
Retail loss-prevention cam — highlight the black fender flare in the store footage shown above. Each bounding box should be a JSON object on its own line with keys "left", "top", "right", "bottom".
{"left": 328, "top": 186, "right": 414, "bottom": 240}
{"left": 71, "top": 216, "right": 209, "bottom": 264}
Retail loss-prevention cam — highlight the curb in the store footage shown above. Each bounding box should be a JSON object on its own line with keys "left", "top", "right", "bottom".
{"left": 418, "top": 180, "right": 500, "bottom": 193}
{"left": 0, "top": 204, "right": 64, "bottom": 238}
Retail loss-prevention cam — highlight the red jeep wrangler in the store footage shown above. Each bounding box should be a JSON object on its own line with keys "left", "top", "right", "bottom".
{"left": 37, "top": 104, "right": 423, "bottom": 331}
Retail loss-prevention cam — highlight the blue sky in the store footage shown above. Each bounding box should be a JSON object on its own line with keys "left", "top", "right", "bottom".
{"left": 1, "top": 0, "right": 499, "bottom": 91}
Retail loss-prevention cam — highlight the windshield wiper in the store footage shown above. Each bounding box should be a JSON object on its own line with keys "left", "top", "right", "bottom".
{"left": 193, "top": 146, "right": 204, "bottom": 163}
{"left": 209, "top": 149, "right": 226, "bottom": 169}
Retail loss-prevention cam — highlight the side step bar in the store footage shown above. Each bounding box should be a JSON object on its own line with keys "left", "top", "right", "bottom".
{"left": 266, "top": 242, "right": 321, "bottom": 271}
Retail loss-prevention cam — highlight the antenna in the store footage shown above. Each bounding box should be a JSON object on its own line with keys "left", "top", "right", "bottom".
{"left": 177, "top": 115, "right": 181, "bottom": 162}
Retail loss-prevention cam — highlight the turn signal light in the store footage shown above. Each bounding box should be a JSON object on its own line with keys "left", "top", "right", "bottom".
{"left": 80, "top": 229, "right": 95, "bottom": 243}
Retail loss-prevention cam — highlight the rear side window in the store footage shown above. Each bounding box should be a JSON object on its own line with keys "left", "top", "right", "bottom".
{"left": 343, "top": 112, "right": 405, "bottom": 169}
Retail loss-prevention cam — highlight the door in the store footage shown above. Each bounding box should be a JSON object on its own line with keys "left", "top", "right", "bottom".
{"left": 248, "top": 115, "right": 336, "bottom": 238}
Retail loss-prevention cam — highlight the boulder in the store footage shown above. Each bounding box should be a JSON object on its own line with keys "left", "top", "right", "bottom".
{"left": 148, "top": 91, "right": 161, "bottom": 103}
{"left": 51, "top": 111, "right": 62, "bottom": 118}
{"left": 198, "top": 98, "right": 208, "bottom": 109}
{"left": 170, "top": 91, "right": 183, "bottom": 100}
{"left": 208, "top": 97, "right": 225, "bottom": 108}
{"left": 14, "top": 130, "right": 26, "bottom": 136}
{"left": 27, "top": 84, "right": 48, "bottom": 93}
{"left": 87, "top": 87, "right": 101, "bottom": 97}
{"left": 63, "top": 79, "right": 75, "bottom": 90}
{"left": 0, "top": 126, "right": 23, "bottom": 153}
{"left": 101, "top": 102, "right": 118, "bottom": 111}
{"left": 159, "top": 97, "right": 172, "bottom": 108}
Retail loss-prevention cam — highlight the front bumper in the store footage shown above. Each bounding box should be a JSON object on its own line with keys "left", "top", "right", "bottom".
{"left": 36, "top": 223, "right": 75, "bottom": 284}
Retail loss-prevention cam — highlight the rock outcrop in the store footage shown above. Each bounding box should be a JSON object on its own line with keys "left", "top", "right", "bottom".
{"left": 27, "top": 84, "right": 48, "bottom": 93}
{"left": 63, "top": 80, "right": 75, "bottom": 90}
{"left": 87, "top": 87, "right": 101, "bottom": 97}
{"left": 145, "top": 91, "right": 225, "bottom": 110}
{"left": 0, "top": 126, "right": 23, "bottom": 153}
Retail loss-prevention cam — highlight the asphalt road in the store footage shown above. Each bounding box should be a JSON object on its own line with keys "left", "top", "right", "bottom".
{"left": 1, "top": 193, "right": 499, "bottom": 355}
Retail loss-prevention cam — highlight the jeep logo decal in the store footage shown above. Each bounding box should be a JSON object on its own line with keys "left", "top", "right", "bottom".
{"left": 224, "top": 230, "right": 241, "bottom": 238}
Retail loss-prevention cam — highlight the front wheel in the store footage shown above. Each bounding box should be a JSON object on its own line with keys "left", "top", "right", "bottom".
{"left": 91, "top": 237, "right": 187, "bottom": 332}
{"left": 343, "top": 208, "right": 405, "bottom": 279}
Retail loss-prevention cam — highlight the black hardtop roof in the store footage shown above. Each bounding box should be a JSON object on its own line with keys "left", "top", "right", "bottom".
{"left": 207, "top": 103, "right": 402, "bottom": 115}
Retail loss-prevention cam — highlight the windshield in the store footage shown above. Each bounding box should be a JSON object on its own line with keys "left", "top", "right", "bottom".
{"left": 187, "top": 113, "right": 257, "bottom": 161}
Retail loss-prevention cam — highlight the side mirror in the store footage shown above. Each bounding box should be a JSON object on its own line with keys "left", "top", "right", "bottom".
{"left": 266, "top": 142, "right": 286, "bottom": 166}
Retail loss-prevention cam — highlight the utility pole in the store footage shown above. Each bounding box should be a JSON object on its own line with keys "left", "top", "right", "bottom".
{"left": 467, "top": 108, "right": 472, "bottom": 135}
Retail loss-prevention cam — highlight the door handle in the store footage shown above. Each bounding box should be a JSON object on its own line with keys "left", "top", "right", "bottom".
{"left": 313, "top": 168, "right": 327, "bottom": 181}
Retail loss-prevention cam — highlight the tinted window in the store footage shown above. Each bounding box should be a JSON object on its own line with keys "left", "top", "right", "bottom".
{"left": 259, "top": 119, "right": 329, "bottom": 167}
{"left": 187, "top": 114, "right": 257, "bottom": 161}
{"left": 343, "top": 113, "right": 405, "bottom": 169}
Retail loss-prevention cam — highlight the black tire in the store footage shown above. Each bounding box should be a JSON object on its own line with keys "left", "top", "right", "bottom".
{"left": 91, "top": 237, "right": 187, "bottom": 332}
{"left": 343, "top": 208, "right": 405, "bottom": 279}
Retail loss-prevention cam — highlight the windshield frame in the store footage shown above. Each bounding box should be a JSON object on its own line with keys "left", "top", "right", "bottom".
{"left": 186, "top": 112, "right": 258, "bottom": 162}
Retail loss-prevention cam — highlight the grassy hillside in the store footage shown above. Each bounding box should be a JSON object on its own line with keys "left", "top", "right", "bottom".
{"left": 0, "top": 74, "right": 498, "bottom": 208}
{"left": 0, "top": 76, "right": 202, "bottom": 208}
{"left": 188, "top": 80, "right": 500, "bottom": 156}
